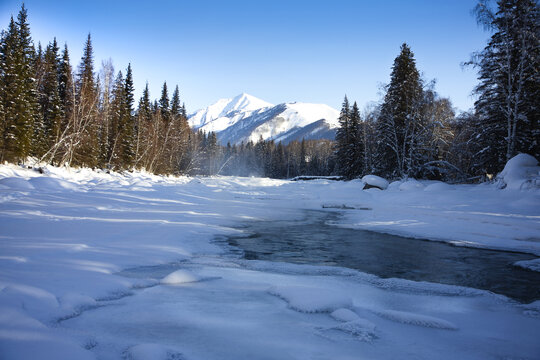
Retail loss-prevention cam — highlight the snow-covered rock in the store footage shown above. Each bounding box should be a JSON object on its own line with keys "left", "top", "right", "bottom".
{"left": 161, "top": 270, "right": 201, "bottom": 285}
{"left": 497, "top": 153, "right": 540, "bottom": 190}
{"left": 361, "top": 175, "right": 389, "bottom": 190}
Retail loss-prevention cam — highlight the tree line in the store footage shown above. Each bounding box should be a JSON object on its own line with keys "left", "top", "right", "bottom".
{"left": 335, "top": 0, "right": 539, "bottom": 181}
{"left": 1, "top": 1, "right": 538, "bottom": 181}
{"left": 0, "top": 5, "right": 191, "bottom": 174}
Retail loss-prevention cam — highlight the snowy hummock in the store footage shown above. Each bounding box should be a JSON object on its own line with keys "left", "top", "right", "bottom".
{"left": 161, "top": 270, "right": 201, "bottom": 285}
{"left": 0, "top": 162, "right": 539, "bottom": 359}
{"left": 361, "top": 175, "right": 389, "bottom": 190}
{"left": 497, "top": 153, "right": 540, "bottom": 190}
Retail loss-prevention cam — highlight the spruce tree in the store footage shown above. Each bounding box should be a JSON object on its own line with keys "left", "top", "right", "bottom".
{"left": 74, "top": 33, "right": 99, "bottom": 167}
{"left": 0, "top": 6, "right": 38, "bottom": 163}
{"left": 171, "top": 85, "right": 181, "bottom": 118}
{"left": 376, "top": 43, "right": 424, "bottom": 178}
{"left": 349, "top": 101, "right": 363, "bottom": 177}
{"left": 159, "top": 81, "right": 170, "bottom": 122}
{"left": 121, "top": 64, "right": 135, "bottom": 167}
{"left": 335, "top": 95, "right": 352, "bottom": 177}
{"left": 471, "top": 0, "right": 540, "bottom": 174}
{"left": 36, "top": 39, "right": 62, "bottom": 160}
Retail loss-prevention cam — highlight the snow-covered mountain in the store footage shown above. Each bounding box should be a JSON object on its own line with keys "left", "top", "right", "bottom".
{"left": 188, "top": 93, "right": 340, "bottom": 145}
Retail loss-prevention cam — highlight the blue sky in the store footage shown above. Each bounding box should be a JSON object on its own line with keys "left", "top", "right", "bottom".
{"left": 0, "top": 0, "right": 489, "bottom": 113}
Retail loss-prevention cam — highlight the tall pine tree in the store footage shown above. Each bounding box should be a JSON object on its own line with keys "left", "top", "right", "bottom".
{"left": 0, "top": 5, "right": 38, "bottom": 162}
{"left": 471, "top": 0, "right": 540, "bottom": 174}
{"left": 376, "top": 43, "right": 424, "bottom": 178}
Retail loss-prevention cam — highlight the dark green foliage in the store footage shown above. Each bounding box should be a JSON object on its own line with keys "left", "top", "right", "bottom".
{"left": 0, "top": 5, "right": 39, "bottom": 162}
{"left": 471, "top": 0, "right": 540, "bottom": 174}
{"left": 35, "top": 39, "right": 62, "bottom": 159}
{"left": 73, "top": 33, "right": 99, "bottom": 167}
{"left": 159, "top": 82, "right": 170, "bottom": 122}
{"left": 376, "top": 43, "right": 425, "bottom": 178}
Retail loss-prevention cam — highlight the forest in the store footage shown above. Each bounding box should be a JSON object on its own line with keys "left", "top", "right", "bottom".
{"left": 0, "top": 0, "right": 538, "bottom": 181}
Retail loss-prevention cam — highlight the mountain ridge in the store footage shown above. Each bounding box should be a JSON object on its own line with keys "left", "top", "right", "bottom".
{"left": 188, "top": 93, "right": 339, "bottom": 145}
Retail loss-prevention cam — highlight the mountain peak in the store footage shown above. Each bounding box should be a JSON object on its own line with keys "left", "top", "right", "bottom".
{"left": 188, "top": 93, "right": 273, "bottom": 132}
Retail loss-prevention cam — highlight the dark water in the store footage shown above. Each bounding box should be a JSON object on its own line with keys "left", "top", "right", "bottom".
{"left": 227, "top": 210, "right": 540, "bottom": 303}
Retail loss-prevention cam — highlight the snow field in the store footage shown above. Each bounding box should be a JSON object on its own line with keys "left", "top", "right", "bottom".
{"left": 0, "top": 161, "right": 539, "bottom": 359}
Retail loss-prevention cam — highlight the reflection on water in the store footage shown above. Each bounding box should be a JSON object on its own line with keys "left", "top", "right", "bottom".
{"left": 227, "top": 210, "right": 540, "bottom": 303}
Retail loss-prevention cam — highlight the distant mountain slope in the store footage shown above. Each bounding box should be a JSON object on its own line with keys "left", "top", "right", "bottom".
{"left": 188, "top": 94, "right": 339, "bottom": 145}
{"left": 188, "top": 93, "right": 273, "bottom": 133}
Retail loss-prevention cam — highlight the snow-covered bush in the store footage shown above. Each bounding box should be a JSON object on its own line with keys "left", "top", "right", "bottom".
{"left": 496, "top": 154, "right": 540, "bottom": 190}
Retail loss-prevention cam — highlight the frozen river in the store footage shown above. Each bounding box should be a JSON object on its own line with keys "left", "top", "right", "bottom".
{"left": 227, "top": 210, "right": 540, "bottom": 303}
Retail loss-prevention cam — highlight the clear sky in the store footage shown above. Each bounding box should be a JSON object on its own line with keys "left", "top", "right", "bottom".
{"left": 0, "top": 0, "right": 489, "bottom": 113}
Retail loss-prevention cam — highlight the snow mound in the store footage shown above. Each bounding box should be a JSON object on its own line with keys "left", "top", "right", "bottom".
{"left": 514, "top": 258, "right": 540, "bottom": 272}
{"left": 161, "top": 270, "right": 201, "bottom": 285}
{"left": 424, "top": 181, "right": 453, "bottom": 192}
{"left": 331, "top": 308, "right": 361, "bottom": 322}
{"left": 497, "top": 153, "right": 540, "bottom": 190}
{"left": 0, "top": 177, "right": 34, "bottom": 190}
{"left": 399, "top": 179, "right": 425, "bottom": 191}
{"left": 123, "top": 343, "right": 185, "bottom": 360}
{"left": 268, "top": 285, "right": 352, "bottom": 313}
{"left": 376, "top": 310, "right": 457, "bottom": 330}
{"left": 0, "top": 284, "right": 59, "bottom": 315}
{"left": 28, "top": 177, "right": 78, "bottom": 192}
{"left": 361, "top": 175, "right": 389, "bottom": 190}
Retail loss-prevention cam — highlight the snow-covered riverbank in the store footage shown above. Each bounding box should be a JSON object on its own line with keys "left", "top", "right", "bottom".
{"left": 1, "top": 164, "right": 539, "bottom": 359}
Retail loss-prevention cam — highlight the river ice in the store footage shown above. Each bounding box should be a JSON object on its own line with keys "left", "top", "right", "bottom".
{"left": 0, "top": 163, "right": 539, "bottom": 359}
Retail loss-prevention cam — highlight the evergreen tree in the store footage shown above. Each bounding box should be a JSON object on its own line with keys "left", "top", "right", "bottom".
{"left": 335, "top": 96, "right": 352, "bottom": 177}
{"left": 159, "top": 81, "right": 170, "bottom": 122}
{"left": 171, "top": 85, "right": 181, "bottom": 117}
{"left": 74, "top": 33, "right": 99, "bottom": 167}
{"left": 36, "top": 39, "right": 62, "bottom": 160}
{"left": 376, "top": 43, "right": 424, "bottom": 178}
{"left": 0, "top": 5, "right": 38, "bottom": 162}
{"left": 122, "top": 63, "right": 135, "bottom": 167}
{"left": 349, "top": 101, "right": 363, "bottom": 177}
{"left": 58, "top": 44, "right": 74, "bottom": 129}
{"left": 471, "top": 0, "right": 540, "bottom": 174}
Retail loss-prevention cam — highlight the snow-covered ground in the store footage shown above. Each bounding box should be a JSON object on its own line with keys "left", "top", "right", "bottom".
{"left": 1, "top": 162, "right": 539, "bottom": 359}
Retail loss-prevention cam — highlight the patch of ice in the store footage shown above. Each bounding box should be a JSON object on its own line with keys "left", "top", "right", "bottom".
{"left": 376, "top": 309, "right": 457, "bottom": 330}
{"left": 514, "top": 258, "right": 540, "bottom": 272}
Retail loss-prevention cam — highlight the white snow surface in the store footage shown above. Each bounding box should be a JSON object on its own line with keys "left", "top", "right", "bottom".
{"left": 0, "top": 163, "right": 539, "bottom": 359}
